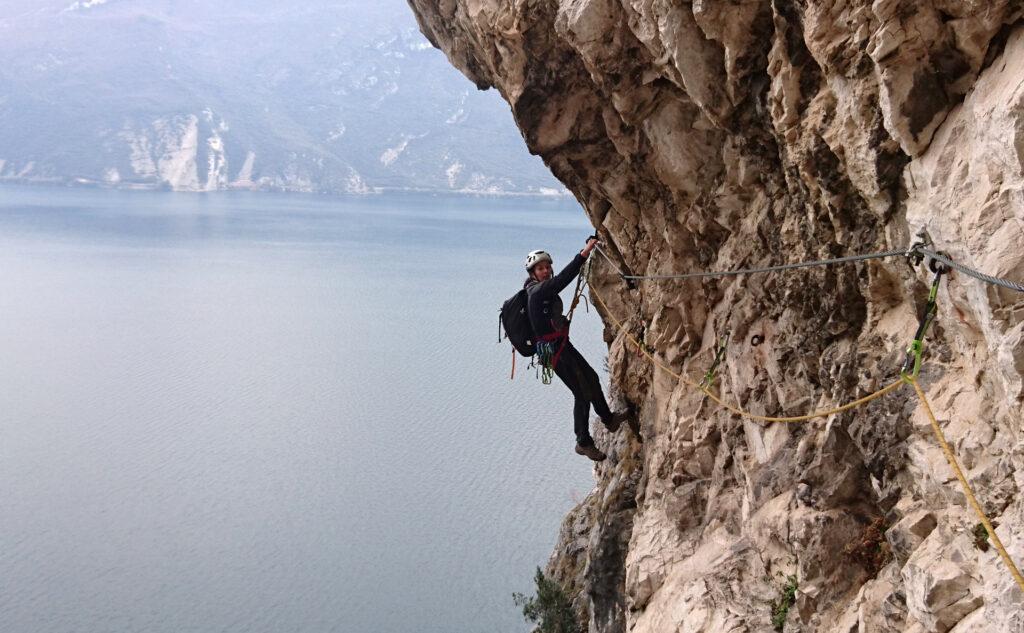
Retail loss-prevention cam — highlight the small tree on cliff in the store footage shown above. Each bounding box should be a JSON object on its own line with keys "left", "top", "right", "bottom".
{"left": 512, "top": 567, "right": 579, "bottom": 633}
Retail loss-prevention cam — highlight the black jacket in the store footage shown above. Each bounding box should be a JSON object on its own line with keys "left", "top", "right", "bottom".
{"left": 525, "top": 253, "right": 586, "bottom": 338}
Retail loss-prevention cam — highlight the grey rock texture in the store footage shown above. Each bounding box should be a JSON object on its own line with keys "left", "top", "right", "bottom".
{"left": 407, "top": 1, "right": 1024, "bottom": 631}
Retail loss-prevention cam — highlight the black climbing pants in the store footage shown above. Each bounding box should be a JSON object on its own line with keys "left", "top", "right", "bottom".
{"left": 552, "top": 341, "right": 612, "bottom": 446}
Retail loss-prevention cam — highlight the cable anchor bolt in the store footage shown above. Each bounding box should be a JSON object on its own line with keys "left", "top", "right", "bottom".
{"left": 905, "top": 229, "right": 929, "bottom": 271}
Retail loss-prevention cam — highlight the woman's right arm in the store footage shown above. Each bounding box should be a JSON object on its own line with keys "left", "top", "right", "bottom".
{"left": 533, "top": 253, "right": 586, "bottom": 296}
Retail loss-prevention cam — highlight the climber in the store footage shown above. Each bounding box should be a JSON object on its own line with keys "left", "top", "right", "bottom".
{"left": 525, "top": 238, "right": 628, "bottom": 461}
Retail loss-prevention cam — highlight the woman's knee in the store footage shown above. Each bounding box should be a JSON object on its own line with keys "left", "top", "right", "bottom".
{"left": 581, "top": 365, "right": 601, "bottom": 389}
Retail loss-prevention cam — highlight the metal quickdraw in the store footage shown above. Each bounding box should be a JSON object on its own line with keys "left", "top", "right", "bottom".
{"left": 536, "top": 333, "right": 567, "bottom": 384}
{"left": 537, "top": 341, "right": 557, "bottom": 384}
{"left": 700, "top": 331, "right": 730, "bottom": 389}
{"left": 900, "top": 256, "right": 948, "bottom": 382}
{"left": 566, "top": 255, "right": 593, "bottom": 327}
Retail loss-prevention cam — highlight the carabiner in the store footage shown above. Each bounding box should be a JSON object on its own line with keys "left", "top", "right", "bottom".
{"left": 700, "top": 331, "right": 730, "bottom": 389}
{"left": 900, "top": 266, "right": 945, "bottom": 382}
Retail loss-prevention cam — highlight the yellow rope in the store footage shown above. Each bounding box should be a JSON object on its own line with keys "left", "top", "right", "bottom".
{"left": 908, "top": 377, "right": 1024, "bottom": 594}
{"left": 588, "top": 283, "right": 901, "bottom": 422}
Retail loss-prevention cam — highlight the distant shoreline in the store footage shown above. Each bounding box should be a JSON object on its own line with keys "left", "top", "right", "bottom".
{"left": 0, "top": 177, "right": 574, "bottom": 200}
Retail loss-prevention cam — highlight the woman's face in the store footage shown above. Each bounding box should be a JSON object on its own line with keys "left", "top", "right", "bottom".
{"left": 532, "top": 261, "right": 553, "bottom": 281}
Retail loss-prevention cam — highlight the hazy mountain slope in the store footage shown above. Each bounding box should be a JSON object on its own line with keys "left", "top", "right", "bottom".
{"left": 0, "top": 0, "right": 563, "bottom": 195}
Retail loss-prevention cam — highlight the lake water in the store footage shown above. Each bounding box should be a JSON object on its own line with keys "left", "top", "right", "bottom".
{"left": 0, "top": 185, "right": 607, "bottom": 633}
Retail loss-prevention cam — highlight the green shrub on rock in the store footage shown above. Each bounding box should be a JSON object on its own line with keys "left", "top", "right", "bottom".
{"left": 512, "top": 567, "right": 579, "bottom": 633}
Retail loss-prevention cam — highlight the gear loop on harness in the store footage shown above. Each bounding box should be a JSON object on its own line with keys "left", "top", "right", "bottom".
{"left": 536, "top": 332, "right": 568, "bottom": 384}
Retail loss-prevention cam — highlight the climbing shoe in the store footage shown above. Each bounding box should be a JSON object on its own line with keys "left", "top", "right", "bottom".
{"left": 575, "top": 443, "right": 606, "bottom": 461}
{"left": 603, "top": 410, "right": 631, "bottom": 433}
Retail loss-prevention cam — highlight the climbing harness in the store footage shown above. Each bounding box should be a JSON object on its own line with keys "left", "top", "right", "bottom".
{"left": 536, "top": 334, "right": 566, "bottom": 384}
{"left": 700, "top": 331, "right": 730, "bottom": 388}
{"left": 900, "top": 257, "right": 947, "bottom": 381}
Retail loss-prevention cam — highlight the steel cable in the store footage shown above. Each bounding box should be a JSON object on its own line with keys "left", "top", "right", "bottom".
{"left": 918, "top": 247, "right": 1024, "bottom": 293}
{"left": 594, "top": 243, "right": 1023, "bottom": 294}
{"left": 594, "top": 245, "right": 907, "bottom": 281}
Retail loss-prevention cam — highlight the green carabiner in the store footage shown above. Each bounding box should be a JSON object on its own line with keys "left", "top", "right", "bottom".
{"left": 701, "top": 332, "right": 730, "bottom": 388}
{"left": 900, "top": 265, "right": 945, "bottom": 382}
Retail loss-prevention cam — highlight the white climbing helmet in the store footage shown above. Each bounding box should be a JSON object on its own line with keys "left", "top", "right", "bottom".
{"left": 525, "top": 250, "right": 553, "bottom": 271}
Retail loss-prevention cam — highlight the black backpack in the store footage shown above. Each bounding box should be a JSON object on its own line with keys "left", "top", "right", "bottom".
{"left": 499, "top": 288, "right": 536, "bottom": 357}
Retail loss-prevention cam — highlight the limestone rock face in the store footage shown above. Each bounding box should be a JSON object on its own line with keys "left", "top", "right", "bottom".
{"left": 407, "top": 1, "right": 1024, "bottom": 630}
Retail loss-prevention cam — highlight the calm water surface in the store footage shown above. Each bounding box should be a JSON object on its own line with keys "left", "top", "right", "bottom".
{"left": 0, "top": 185, "right": 607, "bottom": 633}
